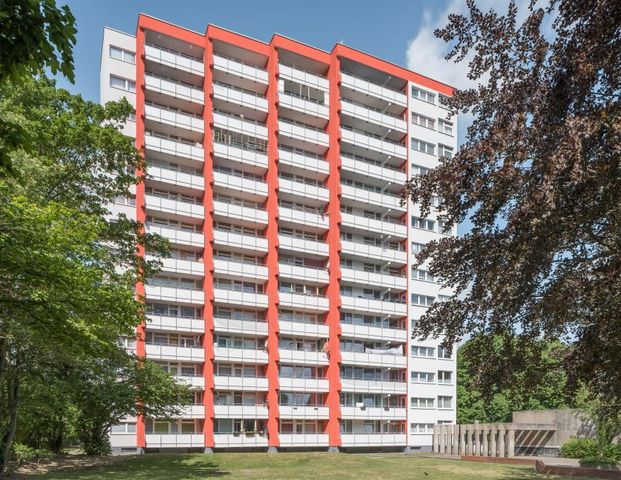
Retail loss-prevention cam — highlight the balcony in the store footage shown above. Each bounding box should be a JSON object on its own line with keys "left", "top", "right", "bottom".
{"left": 339, "top": 350, "right": 407, "bottom": 369}
{"left": 213, "top": 200, "right": 268, "bottom": 225}
{"left": 145, "top": 344, "right": 205, "bottom": 362}
{"left": 153, "top": 256, "right": 205, "bottom": 277}
{"left": 213, "top": 346, "right": 268, "bottom": 364}
{"left": 213, "top": 317, "right": 268, "bottom": 336}
{"left": 340, "top": 154, "right": 406, "bottom": 185}
{"left": 340, "top": 323, "right": 407, "bottom": 343}
{"left": 340, "top": 433, "right": 407, "bottom": 447}
{"left": 278, "top": 91, "right": 329, "bottom": 120}
{"left": 278, "top": 235, "right": 329, "bottom": 257}
{"left": 144, "top": 44, "right": 204, "bottom": 77}
{"left": 340, "top": 212, "right": 406, "bottom": 238}
{"left": 278, "top": 263, "right": 329, "bottom": 285}
{"left": 278, "top": 377, "right": 329, "bottom": 392}
{"left": 340, "top": 406, "right": 407, "bottom": 421}
{"left": 340, "top": 72, "right": 407, "bottom": 107}
{"left": 339, "top": 378, "right": 407, "bottom": 395}
{"left": 145, "top": 224, "right": 204, "bottom": 248}
{"left": 178, "top": 404, "right": 205, "bottom": 419}
{"left": 145, "top": 74, "right": 204, "bottom": 105}
{"left": 340, "top": 268, "right": 407, "bottom": 290}
{"left": 145, "top": 134, "right": 204, "bottom": 162}
{"left": 144, "top": 104, "right": 204, "bottom": 135}
{"left": 213, "top": 376, "right": 268, "bottom": 391}
{"left": 340, "top": 184, "right": 404, "bottom": 211}
{"left": 213, "top": 141, "right": 268, "bottom": 169}
{"left": 213, "top": 229, "right": 268, "bottom": 254}
{"left": 213, "top": 404, "right": 269, "bottom": 419}
{"left": 213, "top": 171, "right": 267, "bottom": 198}
{"left": 278, "top": 147, "right": 329, "bottom": 177}
{"left": 213, "top": 258, "right": 268, "bottom": 282}
{"left": 213, "top": 54, "right": 268, "bottom": 85}
{"left": 278, "top": 64, "right": 329, "bottom": 92}
{"left": 279, "top": 434, "right": 329, "bottom": 447}
{"left": 214, "top": 433, "right": 268, "bottom": 448}
{"left": 278, "top": 349, "right": 329, "bottom": 366}
{"left": 278, "top": 207, "right": 328, "bottom": 230}
{"left": 148, "top": 165, "right": 204, "bottom": 191}
{"left": 278, "top": 120, "right": 329, "bottom": 150}
{"left": 213, "top": 288, "right": 268, "bottom": 308}
{"left": 340, "top": 126, "right": 406, "bottom": 159}
{"left": 278, "top": 406, "right": 329, "bottom": 419}
{"left": 340, "top": 99, "right": 406, "bottom": 133}
{"left": 145, "top": 194, "right": 204, "bottom": 220}
{"left": 174, "top": 375, "right": 205, "bottom": 389}
{"left": 278, "top": 321, "right": 329, "bottom": 339}
{"left": 110, "top": 433, "right": 137, "bottom": 449}
{"left": 213, "top": 82, "right": 268, "bottom": 112}
{"left": 108, "top": 202, "right": 135, "bottom": 219}
{"left": 340, "top": 295, "right": 407, "bottom": 316}
{"left": 144, "top": 285, "right": 204, "bottom": 305}
{"left": 147, "top": 314, "right": 203, "bottom": 333}
{"left": 278, "top": 178, "right": 329, "bottom": 203}
{"left": 279, "top": 293, "right": 329, "bottom": 313}
{"left": 212, "top": 111, "right": 268, "bottom": 140}
{"left": 145, "top": 433, "right": 204, "bottom": 448}
{"left": 340, "top": 240, "right": 406, "bottom": 264}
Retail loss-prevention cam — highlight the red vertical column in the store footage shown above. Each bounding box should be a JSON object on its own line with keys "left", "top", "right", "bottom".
{"left": 202, "top": 35, "right": 216, "bottom": 452}
{"left": 134, "top": 25, "right": 147, "bottom": 452}
{"left": 325, "top": 53, "right": 343, "bottom": 450}
{"left": 265, "top": 45, "right": 281, "bottom": 451}
{"left": 403, "top": 86, "right": 411, "bottom": 451}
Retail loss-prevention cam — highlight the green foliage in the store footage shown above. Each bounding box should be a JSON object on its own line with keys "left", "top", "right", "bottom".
{"left": 579, "top": 456, "right": 619, "bottom": 468}
{"left": 6, "top": 443, "right": 52, "bottom": 474}
{"left": 575, "top": 386, "right": 621, "bottom": 458}
{"left": 560, "top": 438, "right": 598, "bottom": 459}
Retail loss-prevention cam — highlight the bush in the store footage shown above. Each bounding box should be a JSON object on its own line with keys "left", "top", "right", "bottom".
{"left": 560, "top": 438, "right": 598, "bottom": 458}
{"left": 602, "top": 443, "right": 621, "bottom": 461}
{"left": 579, "top": 456, "right": 619, "bottom": 469}
{"left": 6, "top": 443, "right": 53, "bottom": 474}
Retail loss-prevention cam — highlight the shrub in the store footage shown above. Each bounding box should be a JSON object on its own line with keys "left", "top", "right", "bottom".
{"left": 603, "top": 443, "right": 621, "bottom": 461}
{"left": 579, "top": 456, "right": 619, "bottom": 469}
{"left": 6, "top": 443, "right": 53, "bottom": 474}
{"left": 560, "top": 438, "right": 598, "bottom": 458}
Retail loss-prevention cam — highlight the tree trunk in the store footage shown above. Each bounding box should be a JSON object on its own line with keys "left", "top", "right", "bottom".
{"left": 0, "top": 354, "right": 21, "bottom": 479}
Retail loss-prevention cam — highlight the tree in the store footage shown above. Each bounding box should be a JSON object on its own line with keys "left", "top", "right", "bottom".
{"left": 575, "top": 386, "right": 621, "bottom": 457}
{"left": 407, "top": 0, "right": 621, "bottom": 403}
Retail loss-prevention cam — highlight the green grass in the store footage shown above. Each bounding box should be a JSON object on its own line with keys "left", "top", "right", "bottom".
{"left": 25, "top": 452, "right": 583, "bottom": 480}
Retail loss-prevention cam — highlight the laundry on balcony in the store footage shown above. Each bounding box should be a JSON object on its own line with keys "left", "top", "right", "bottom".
{"left": 364, "top": 345, "right": 402, "bottom": 356}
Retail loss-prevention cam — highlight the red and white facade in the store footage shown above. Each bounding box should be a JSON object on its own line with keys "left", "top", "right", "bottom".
{"left": 101, "top": 15, "right": 457, "bottom": 453}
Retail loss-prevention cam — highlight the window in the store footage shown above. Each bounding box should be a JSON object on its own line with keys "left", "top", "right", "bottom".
{"left": 438, "top": 371, "right": 453, "bottom": 384}
{"left": 438, "top": 345, "right": 452, "bottom": 359}
{"left": 437, "top": 295, "right": 451, "bottom": 303}
{"left": 110, "top": 46, "right": 136, "bottom": 64}
{"left": 438, "top": 93, "right": 451, "bottom": 108}
{"left": 411, "top": 164, "right": 431, "bottom": 176}
{"left": 411, "top": 371, "right": 435, "bottom": 383}
{"left": 412, "top": 269, "right": 435, "bottom": 283}
{"left": 411, "top": 138, "right": 435, "bottom": 155}
{"left": 411, "top": 346, "right": 435, "bottom": 358}
{"left": 438, "top": 396, "right": 453, "bottom": 409}
{"left": 411, "top": 242, "right": 425, "bottom": 254}
{"left": 111, "top": 422, "right": 137, "bottom": 433}
{"left": 438, "top": 119, "right": 453, "bottom": 136}
{"left": 411, "top": 216, "right": 435, "bottom": 231}
{"left": 411, "top": 397, "right": 435, "bottom": 409}
{"left": 412, "top": 113, "right": 435, "bottom": 130}
{"left": 438, "top": 144, "right": 453, "bottom": 159}
{"left": 110, "top": 75, "right": 135, "bottom": 92}
{"left": 411, "top": 423, "right": 434, "bottom": 433}
{"left": 411, "top": 86, "right": 436, "bottom": 104}
{"left": 411, "top": 294, "right": 435, "bottom": 307}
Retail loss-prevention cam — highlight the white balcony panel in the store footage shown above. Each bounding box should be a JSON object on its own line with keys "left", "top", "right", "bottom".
{"left": 279, "top": 293, "right": 329, "bottom": 313}
{"left": 341, "top": 433, "right": 407, "bottom": 447}
{"left": 213, "top": 201, "right": 268, "bottom": 225}
{"left": 279, "top": 93, "right": 329, "bottom": 119}
{"left": 213, "top": 230, "right": 268, "bottom": 253}
{"left": 340, "top": 73, "right": 407, "bottom": 107}
{"left": 145, "top": 74, "right": 204, "bottom": 105}
{"left": 145, "top": 285, "right": 204, "bottom": 305}
{"left": 155, "top": 257, "right": 205, "bottom": 277}
{"left": 145, "top": 344, "right": 205, "bottom": 362}
{"left": 278, "top": 321, "right": 329, "bottom": 338}
{"left": 213, "top": 258, "right": 268, "bottom": 281}
{"left": 213, "top": 171, "right": 267, "bottom": 197}
{"left": 340, "top": 296, "right": 407, "bottom": 316}
{"left": 340, "top": 268, "right": 407, "bottom": 290}
{"left": 146, "top": 433, "right": 204, "bottom": 448}
{"left": 108, "top": 203, "right": 135, "bottom": 219}
{"left": 144, "top": 45, "right": 204, "bottom": 76}
{"left": 278, "top": 377, "right": 329, "bottom": 392}
{"left": 278, "top": 64, "right": 329, "bottom": 91}
{"left": 213, "top": 83, "right": 268, "bottom": 112}
{"left": 213, "top": 288, "right": 268, "bottom": 308}
{"left": 279, "top": 434, "right": 329, "bottom": 447}
{"left": 147, "top": 315, "right": 204, "bottom": 333}
{"left": 213, "top": 346, "right": 268, "bottom": 364}
{"left": 213, "top": 142, "right": 268, "bottom": 169}
{"left": 278, "top": 406, "right": 329, "bottom": 419}
{"left": 213, "top": 317, "right": 268, "bottom": 336}
{"left": 340, "top": 240, "right": 406, "bottom": 264}
{"left": 340, "top": 406, "right": 407, "bottom": 421}
{"left": 278, "top": 148, "right": 329, "bottom": 177}
{"left": 341, "top": 100, "right": 406, "bottom": 132}
{"left": 145, "top": 134, "right": 204, "bottom": 162}
{"left": 341, "top": 212, "right": 406, "bottom": 238}
{"left": 340, "top": 184, "right": 404, "bottom": 212}
{"left": 340, "top": 155, "right": 406, "bottom": 185}
{"left": 148, "top": 166, "right": 203, "bottom": 192}
{"left": 213, "top": 405, "right": 268, "bottom": 419}
{"left": 146, "top": 224, "right": 204, "bottom": 248}
{"left": 214, "top": 433, "right": 268, "bottom": 448}
{"left": 175, "top": 375, "right": 205, "bottom": 389}
{"left": 341, "top": 127, "right": 406, "bottom": 159}
{"left": 178, "top": 405, "right": 205, "bottom": 419}
{"left": 340, "top": 379, "right": 407, "bottom": 395}
{"left": 279, "top": 120, "right": 329, "bottom": 148}
{"left": 213, "top": 54, "right": 268, "bottom": 85}
{"left": 340, "top": 351, "right": 407, "bottom": 369}
{"left": 278, "top": 349, "right": 329, "bottom": 366}
{"left": 213, "top": 111, "right": 268, "bottom": 139}
{"left": 278, "top": 264, "right": 329, "bottom": 284}
{"left": 145, "top": 194, "right": 204, "bottom": 220}
{"left": 110, "top": 433, "right": 137, "bottom": 449}
{"left": 279, "top": 178, "right": 329, "bottom": 203}
{"left": 145, "top": 104, "right": 204, "bottom": 134}
{"left": 340, "top": 323, "right": 407, "bottom": 343}
{"left": 278, "top": 235, "right": 329, "bottom": 257}
{"left": 213, "top": 376, "right": 268, "bottom": 391}
{"left": 278, "top": 207, "right": 328, "bottom": 230}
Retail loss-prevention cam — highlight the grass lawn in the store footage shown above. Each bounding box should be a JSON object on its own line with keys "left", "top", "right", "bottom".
{"left": 24, "top": 452, "right": 583, "bottom": 480}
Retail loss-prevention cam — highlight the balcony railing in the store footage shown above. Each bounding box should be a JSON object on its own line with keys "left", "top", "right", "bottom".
{"left": 213, "top": 53, "right": 268, "bottom": 84}
{"left": 144, "top": 44, "right": 204, "bottom": 76}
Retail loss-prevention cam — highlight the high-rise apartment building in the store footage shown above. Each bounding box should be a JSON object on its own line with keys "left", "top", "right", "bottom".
{"left": 102, "top": 14, "right": 457, "bottom": 454}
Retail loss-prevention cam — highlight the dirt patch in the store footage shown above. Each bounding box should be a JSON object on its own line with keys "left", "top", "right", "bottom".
{"left": 12, "top": 454, "right": 129, "bottom": 478}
